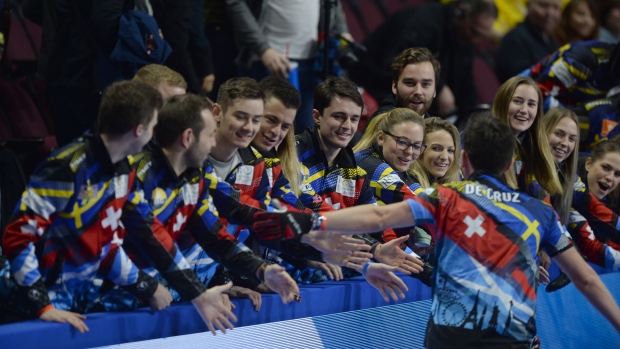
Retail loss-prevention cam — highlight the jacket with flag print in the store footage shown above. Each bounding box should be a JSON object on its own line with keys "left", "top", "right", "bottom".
{"left": 407, "top": 173, "right": 572, "bottom": 344}
{"left": 123, "top": 143, "right": 266, "bottom": 297}
{"left": 1, "top": 133, "right": 205, "bottom": 315}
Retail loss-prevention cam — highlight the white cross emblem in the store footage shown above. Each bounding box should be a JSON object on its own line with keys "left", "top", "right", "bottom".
{"left": 463, "top": 215, "right": 486, "bottom": 238}
{"left": 111, "top": 230, "right": 124, "bottom": 245}
{"left": 173, "top": 212, "right": 187, "bottom": 232}
{"left": 102, "top": 206, "right": 122, "bottom": 231}
{"left": 21, "top": 219, "right": 44, "bottom": 236}
{"left": 324, "top": 197, "right": 341, "bottom": 210}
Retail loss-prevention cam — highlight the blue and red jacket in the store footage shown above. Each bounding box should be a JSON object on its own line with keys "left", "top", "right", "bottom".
{"left": 408, "top": 173, "right": 572, "bottom": 344}
{"left": 123, "top": 143, "right": 265, "bottom": 287}
{"left": 2, "top": 133, "right": 204, "bottom": 314}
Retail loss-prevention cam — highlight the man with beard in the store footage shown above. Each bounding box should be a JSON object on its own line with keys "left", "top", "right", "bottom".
{"left": 364, "top": 47, "right": 440, "bottom": 131}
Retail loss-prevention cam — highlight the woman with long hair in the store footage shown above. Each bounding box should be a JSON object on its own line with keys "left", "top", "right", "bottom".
{"left": 492, "top": 76, "right": 562, "bottom": 197}
{"left": 407, "top": 117, "right": 461, "bottom": 192}
{"left": 353, "top": 108, "right": 425, "bottom": 206}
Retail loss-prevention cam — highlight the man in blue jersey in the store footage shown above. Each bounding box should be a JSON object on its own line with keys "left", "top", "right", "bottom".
{"left": 253, "top": 114, "right": 620, "bottom": 348}
{"left": 1, "top": 81, "right": 236, "bottom": 335}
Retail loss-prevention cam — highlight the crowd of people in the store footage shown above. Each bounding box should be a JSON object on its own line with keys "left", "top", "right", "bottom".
{"left": 2, "top": 0, "right": 620, "bottom": 348}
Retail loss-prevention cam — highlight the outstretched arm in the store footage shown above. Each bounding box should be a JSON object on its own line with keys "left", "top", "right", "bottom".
{"left": 321, "top": 200, "right": 417, "bottom": 234}
{"left": 554, "top": 247, "right": 620, "bottom": 333}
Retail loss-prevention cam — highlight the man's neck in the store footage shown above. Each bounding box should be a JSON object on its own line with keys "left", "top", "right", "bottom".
{"left": 100, "top": 133, "right": 132, "bottom": 164}
{"left": 162, "top": 147, "right": 186, "bottom": 177}
{"left": 210, "top": 132, "right": 239, "bottom": 162}
{"left": 317, "top": 132, "right": 341, "bottom": 167}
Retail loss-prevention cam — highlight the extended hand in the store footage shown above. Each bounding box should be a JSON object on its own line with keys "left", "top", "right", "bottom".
{"left": 364, "top": 263, "right": 409, "bottom": 302}
{"left": 302, "top": 230, "right": 371, "bottom": 254}
{"left": 148, "top": 283, "right": 173, "bottom": 311}
{"left": 226, "top": 286, "right": 263, "bottom": 312}
{"left": 264, "top": 264, "right": 300, "bottom": 304}
{"left": 39, "top": 308, "right": 89, "bottom": 334}
{"left": 323, "top": 250, "right": 373, "bottom": 270}
{"left": 306, "top": 260, "right": 343, "bottom": 281}
{"left": 375, "top": 235, "right": 424, "bottom": 274}
{"left": 192, "top": 282, "right": 238, "bottom": 335}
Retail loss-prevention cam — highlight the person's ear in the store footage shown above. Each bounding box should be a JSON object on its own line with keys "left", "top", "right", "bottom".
{"left": 181, "top": 128, "right": 193, "bottom": 149}
{"left": 392, "top": 81, "right": 398, "bottom": 96}
{"left": 585, "top": 157, "right": 592, "bottom": 172}
{"left": 213, "top": 103, "right": 222, "bottom": 124}
{"left": 377, "top": 131, "right": 385, "bottom": 147}
{"left": 134, "top": 123, "right": 144, "bottom": 137}
{"left": 312, "top": 109, "right": 321, "bottom": 127}
{"left": 461, "top": 150, "right": 469, "bottom": 168}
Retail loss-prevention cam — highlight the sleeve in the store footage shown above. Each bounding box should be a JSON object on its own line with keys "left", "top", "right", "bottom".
{"left": 189, "top": 0, "right": 213, "bottom": 78}
{"left": 356, "top": 169, "right": 400, "bottom": 243}
{"left": 2, "top": 160, "right": 74, "bottom": 313}
{"left": 370, "top": 164, "right": 416, "bottom": 205}
{"left": 155, "top": 0, "right": 204, "bottom": 94}
{"left": 572, "top": 181, "right": 620, "bottom": 243}
{"left": 91, "top": 0, "right": 127, "bottom": 53}
{"left": 206, "top": 169, "right": 265, "bottom": 228}
{"left": 326, "top": 0, "right": 349, "bottom": 35}
{"left": 270, "top": 167, "right": 312, "bottom": 212}
{"left": 567, "top": 209, "right": 612, "bottom": 269}
{"left": 121, "top": 181, "right": 207, "bottom": 301}
{"left": 98, "top": 244, "right": 158, "bottom": 303}
{"left": 539, "top": 212, "right": 573, "bottom": 258}
{"left": 224, "top": 0, "right": 270, "bottom": 56}
{"left": 189, "top": 189, "right": 265, "bottom": 282}
{"left": 297, "top": 166, "right": 334, "bottom": 213}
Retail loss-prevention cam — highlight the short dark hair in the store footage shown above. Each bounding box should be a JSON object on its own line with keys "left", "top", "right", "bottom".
{"left": 463, "top": 111, "right": 515, "bottom": 174}
{"left": 216, "top": 77, "right": 265, "bottom": 112}
{"left": 97, "top": 80, "right": 162, "bottom": 136}
{"left": 391, "top": 47, "right": 441, "bottom": 84}
{"left": 155, "top": 94, "right": 213, "bottom": 148}
{"left": 313, "top": 76, "right": 363, "bottom": 116}
{"left": 259, "top": 76, "right": 301, "bottom": 110}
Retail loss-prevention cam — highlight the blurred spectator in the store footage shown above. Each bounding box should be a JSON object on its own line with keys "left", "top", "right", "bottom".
{"left": 599, "top": 0, "right": 620, "bottom": 43}
{"left": 224, "top": 0, "right": 352, "bottom": 133}
{"left": 349, "top": 0, "right": 497, "bottom": 119}
{"left": 203, "top": 0, "right": 238, "bottom": 101}
{"left": 151, "top": 0, "right": 214, "bottom": 95}
{"left": 22, "top": 0, "right": 132, "bottom": 146}
{"left": 556, "top": 0, "right": 599, "bottom": 45}
{"left": 496, "top": 0, "right": 562, "bottom": 82}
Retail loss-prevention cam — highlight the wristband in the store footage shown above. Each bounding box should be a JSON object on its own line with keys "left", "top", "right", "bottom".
{"left": 311, "top": 213, "right": 327, "bottom": 231}
{"left": 37, "top": 304, "right": 54, "bottom": 317}
{"left": 362, "top": 261, "right": 373, "bottom": 278}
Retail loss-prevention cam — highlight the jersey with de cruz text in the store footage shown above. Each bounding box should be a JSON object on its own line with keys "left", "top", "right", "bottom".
{"left": 406, "top": 173, "right": 572, "bottom": 344}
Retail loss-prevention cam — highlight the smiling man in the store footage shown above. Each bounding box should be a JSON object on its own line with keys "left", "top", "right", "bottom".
{"left": 296, "top": 76, "right": 399, "bottom": 249}
{"left": 365, "top": 47, "right": 440, "bottom": 130}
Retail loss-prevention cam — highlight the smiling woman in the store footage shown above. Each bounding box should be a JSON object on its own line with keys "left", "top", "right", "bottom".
{"left": 408, "top": 117, "right": 461, "bottom": 190}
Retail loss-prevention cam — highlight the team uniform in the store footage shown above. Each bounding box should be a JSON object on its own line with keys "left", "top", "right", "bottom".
{"left": 406, "top": 173, "right": 572, "bottom": 347}
{"left": 523, "top": 40, "right": 620, "bottom": 112}
{"left": 1, "top": 133, "right": 205, "bottom": 315}
{"left": 572, "top": 96, "right": 620, "bottom": 151}
{"left": 122, "top": 143, "right": 266, "bottom": 300}
{"left": 260, "top": 148, "right": 332, "bottom": 213}
{"left": 296, "top": 127, "right": 395, "bottom": 243}
{"left": 355, "top": 143, "right": 420, "bottom": 241}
